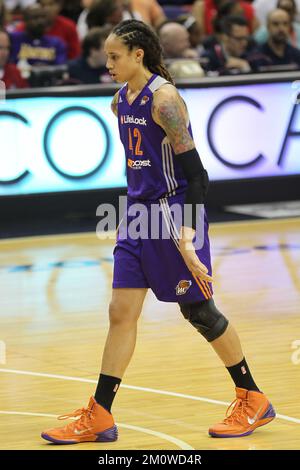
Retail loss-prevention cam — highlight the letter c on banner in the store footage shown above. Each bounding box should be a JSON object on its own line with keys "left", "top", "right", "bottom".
{"left": 0, "top": 111, "right": 30, "bottom": 184}
{"left": 207, "top": 95, "right": 265, "bottom": 169}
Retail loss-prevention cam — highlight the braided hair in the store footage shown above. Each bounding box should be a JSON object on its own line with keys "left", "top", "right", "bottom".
{"left": 112, "top": 19, "right": 174, "bottom": 85}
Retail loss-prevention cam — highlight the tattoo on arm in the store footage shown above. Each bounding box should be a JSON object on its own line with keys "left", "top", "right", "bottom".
{"left": 153, "top": 96, "right": 195, "bottom": 154}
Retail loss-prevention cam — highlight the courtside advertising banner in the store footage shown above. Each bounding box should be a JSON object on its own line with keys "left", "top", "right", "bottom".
{"left": 0, "top": 80, "right": 299, "bottom": 195}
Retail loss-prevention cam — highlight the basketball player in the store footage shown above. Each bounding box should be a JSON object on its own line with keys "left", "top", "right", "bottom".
{"left": 41, "top": 20, "right": 275, "bottom": 444}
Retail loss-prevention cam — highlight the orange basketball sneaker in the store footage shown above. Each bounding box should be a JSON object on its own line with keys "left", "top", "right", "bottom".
{"left": 209, "top": 387, "right": 276, "bottom": 438}
{"left": 41, "top": 396, "right": 118, "bottom": 444}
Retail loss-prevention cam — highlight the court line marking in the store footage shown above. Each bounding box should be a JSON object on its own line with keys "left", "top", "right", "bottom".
{"left": 0, "top": 368, "right": 299, "bottom": 424}
{"left": 0, "top": 411, "right": 193, "bottom": 450}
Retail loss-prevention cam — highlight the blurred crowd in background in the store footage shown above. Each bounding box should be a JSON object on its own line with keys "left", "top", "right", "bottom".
{"left": 1, "top": 0, "right": 300, "bottom": 89}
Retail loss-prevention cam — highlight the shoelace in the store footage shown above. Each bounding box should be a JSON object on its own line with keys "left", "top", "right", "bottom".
{"left": 223, "top": 398, "right": 248, "bottom": 425}
{"left": 57, "top": 407, "right": 93, "bottom": 431}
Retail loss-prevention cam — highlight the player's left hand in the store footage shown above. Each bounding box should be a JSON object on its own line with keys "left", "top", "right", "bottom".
{"left": 179, "top": 226, "right": 213, "bottom": 283}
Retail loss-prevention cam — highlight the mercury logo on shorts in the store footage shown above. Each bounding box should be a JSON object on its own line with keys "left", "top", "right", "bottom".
{"left": 121, "top": 115, "right": 147, "bottom": 126}
{"left": 176, "top": 280, "right": 192, "bottom": 295}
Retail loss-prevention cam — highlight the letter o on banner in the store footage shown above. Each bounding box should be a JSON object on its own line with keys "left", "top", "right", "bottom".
{"left": 43, "top": 106, "right": 111, "bottom": 180}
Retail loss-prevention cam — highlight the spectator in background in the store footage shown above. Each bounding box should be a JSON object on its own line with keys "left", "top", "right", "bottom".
{"left": 68, "top": 26, "right": 112, "bottom": 84}
{"left": 202, "top": 0, "right": 241, "bottom": 49}
{"left": 60, "top": 0, "right": 83, "bottom": 23}
{"left": 202, "top": 1, "right": 258, "bottom": 51}
{"left": 158, "top": 0, "right": 195, "bottom": 4}
{"left": 10, "top": 3, "right": 67, "bottom": 75}
{"left": 254, "top": 0, "right": 300, "bottom": 48}
{"left": 86, "top": 0, "right": 124, "bottom": 30}
{"left": 1, "top": 0, "right": 19, "bottom": 32}
{"left": 78, "top": 1, "right": 141, "bottom": 41}
{"left": 130, "top": 0, "right": 166, "bottom": 27}
{"left": 253, "top": 0, "right": 300, "bottom": 25}
{"left": 177, "top": 14, "right": 204, "bottom": 55}
{"left": 39, "top": 0, "right": 81, "bottom": 59}
{"left": 251, "top": 8, "right": 300, "bottom": 70}
{"left": 158, "top": 21, "right": 205, "bottom": 79}
{"left": 4, "top": 0, "right": 36, "bottom": 29}
{"left": 159, "top": 21, "right": 199, "bottom": 58}
{"left": 4, "top": 0, "right": 36, "bottom": 12}
{"left": 1, "top": 1, "right": 7, "bottom": 28}
{"left": 77, "top": 0, "right": 93, "bottom": 40}
{"left": 202, "top": 15, "right": 252, "bottom": 74}
{"left": 0, "top": 28, "right": 28, "bottom": 87}
{"left": 193, "top": 0, "right": 259, "bottom": 36}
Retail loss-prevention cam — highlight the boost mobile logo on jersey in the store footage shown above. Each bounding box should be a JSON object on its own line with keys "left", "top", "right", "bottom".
{"left": 128, "top": 159, "right": 151, "bottom": 169}
{"left": 121, "top": 115, "right": 147, "bottom": 126}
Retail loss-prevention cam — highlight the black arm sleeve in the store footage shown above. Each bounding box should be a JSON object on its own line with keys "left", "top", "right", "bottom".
{"left": 174, "top": 148, "right": 209, "bottom": 230}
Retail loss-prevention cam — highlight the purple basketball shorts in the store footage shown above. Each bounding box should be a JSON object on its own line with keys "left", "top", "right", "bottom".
{"left": 113, "top": 193, "right": 213, "bottom": 302}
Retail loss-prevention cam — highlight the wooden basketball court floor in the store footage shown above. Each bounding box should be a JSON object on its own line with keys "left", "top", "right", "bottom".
{"left": 0, "top": 217, "right": 299, "bottom": 450}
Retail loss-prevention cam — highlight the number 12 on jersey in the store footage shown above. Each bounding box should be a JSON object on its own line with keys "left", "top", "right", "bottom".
{"left": 128, "top": 127, "right": 143, "bottom": 156}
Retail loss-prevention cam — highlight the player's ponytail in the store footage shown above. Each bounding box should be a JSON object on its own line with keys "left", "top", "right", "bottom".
{"left": 154, "top": 64, "right": 174, "bottom": 85}
{"left": 112, "top": 20, "right": 175, "bottom": 85}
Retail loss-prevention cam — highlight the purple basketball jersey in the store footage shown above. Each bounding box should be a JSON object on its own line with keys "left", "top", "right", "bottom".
{"left": 113, "top": 74, "right": 213, "bottom": 302}
{"left": 117, "top": 74, "right": 189, "bottom": 201}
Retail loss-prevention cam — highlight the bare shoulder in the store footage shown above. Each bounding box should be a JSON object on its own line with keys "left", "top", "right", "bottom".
{"left": 152, "top": 84, "right": 194, "bottom": 154}
{"left": 111, "top": 90, "right": 120, "bottom": 117}
{"left": 152, "top": 83, "right": 180, "bottom": 108}
{"left": 152, "top": 83, "right": 187, "bottom": 124}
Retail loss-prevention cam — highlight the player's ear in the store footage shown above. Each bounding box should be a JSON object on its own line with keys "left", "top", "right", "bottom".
{"left": 135, "top": 48, "right": 144, "bottom": 64}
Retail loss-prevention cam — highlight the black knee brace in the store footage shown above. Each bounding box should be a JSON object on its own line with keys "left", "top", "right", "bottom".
{"left": 179, "top": 298, "right": 229, "bottom": 342}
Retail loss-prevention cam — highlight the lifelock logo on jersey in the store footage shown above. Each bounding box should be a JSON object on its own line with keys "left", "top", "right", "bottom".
{"left": 121, "top": 115, "right": 147, "bottom": 126}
